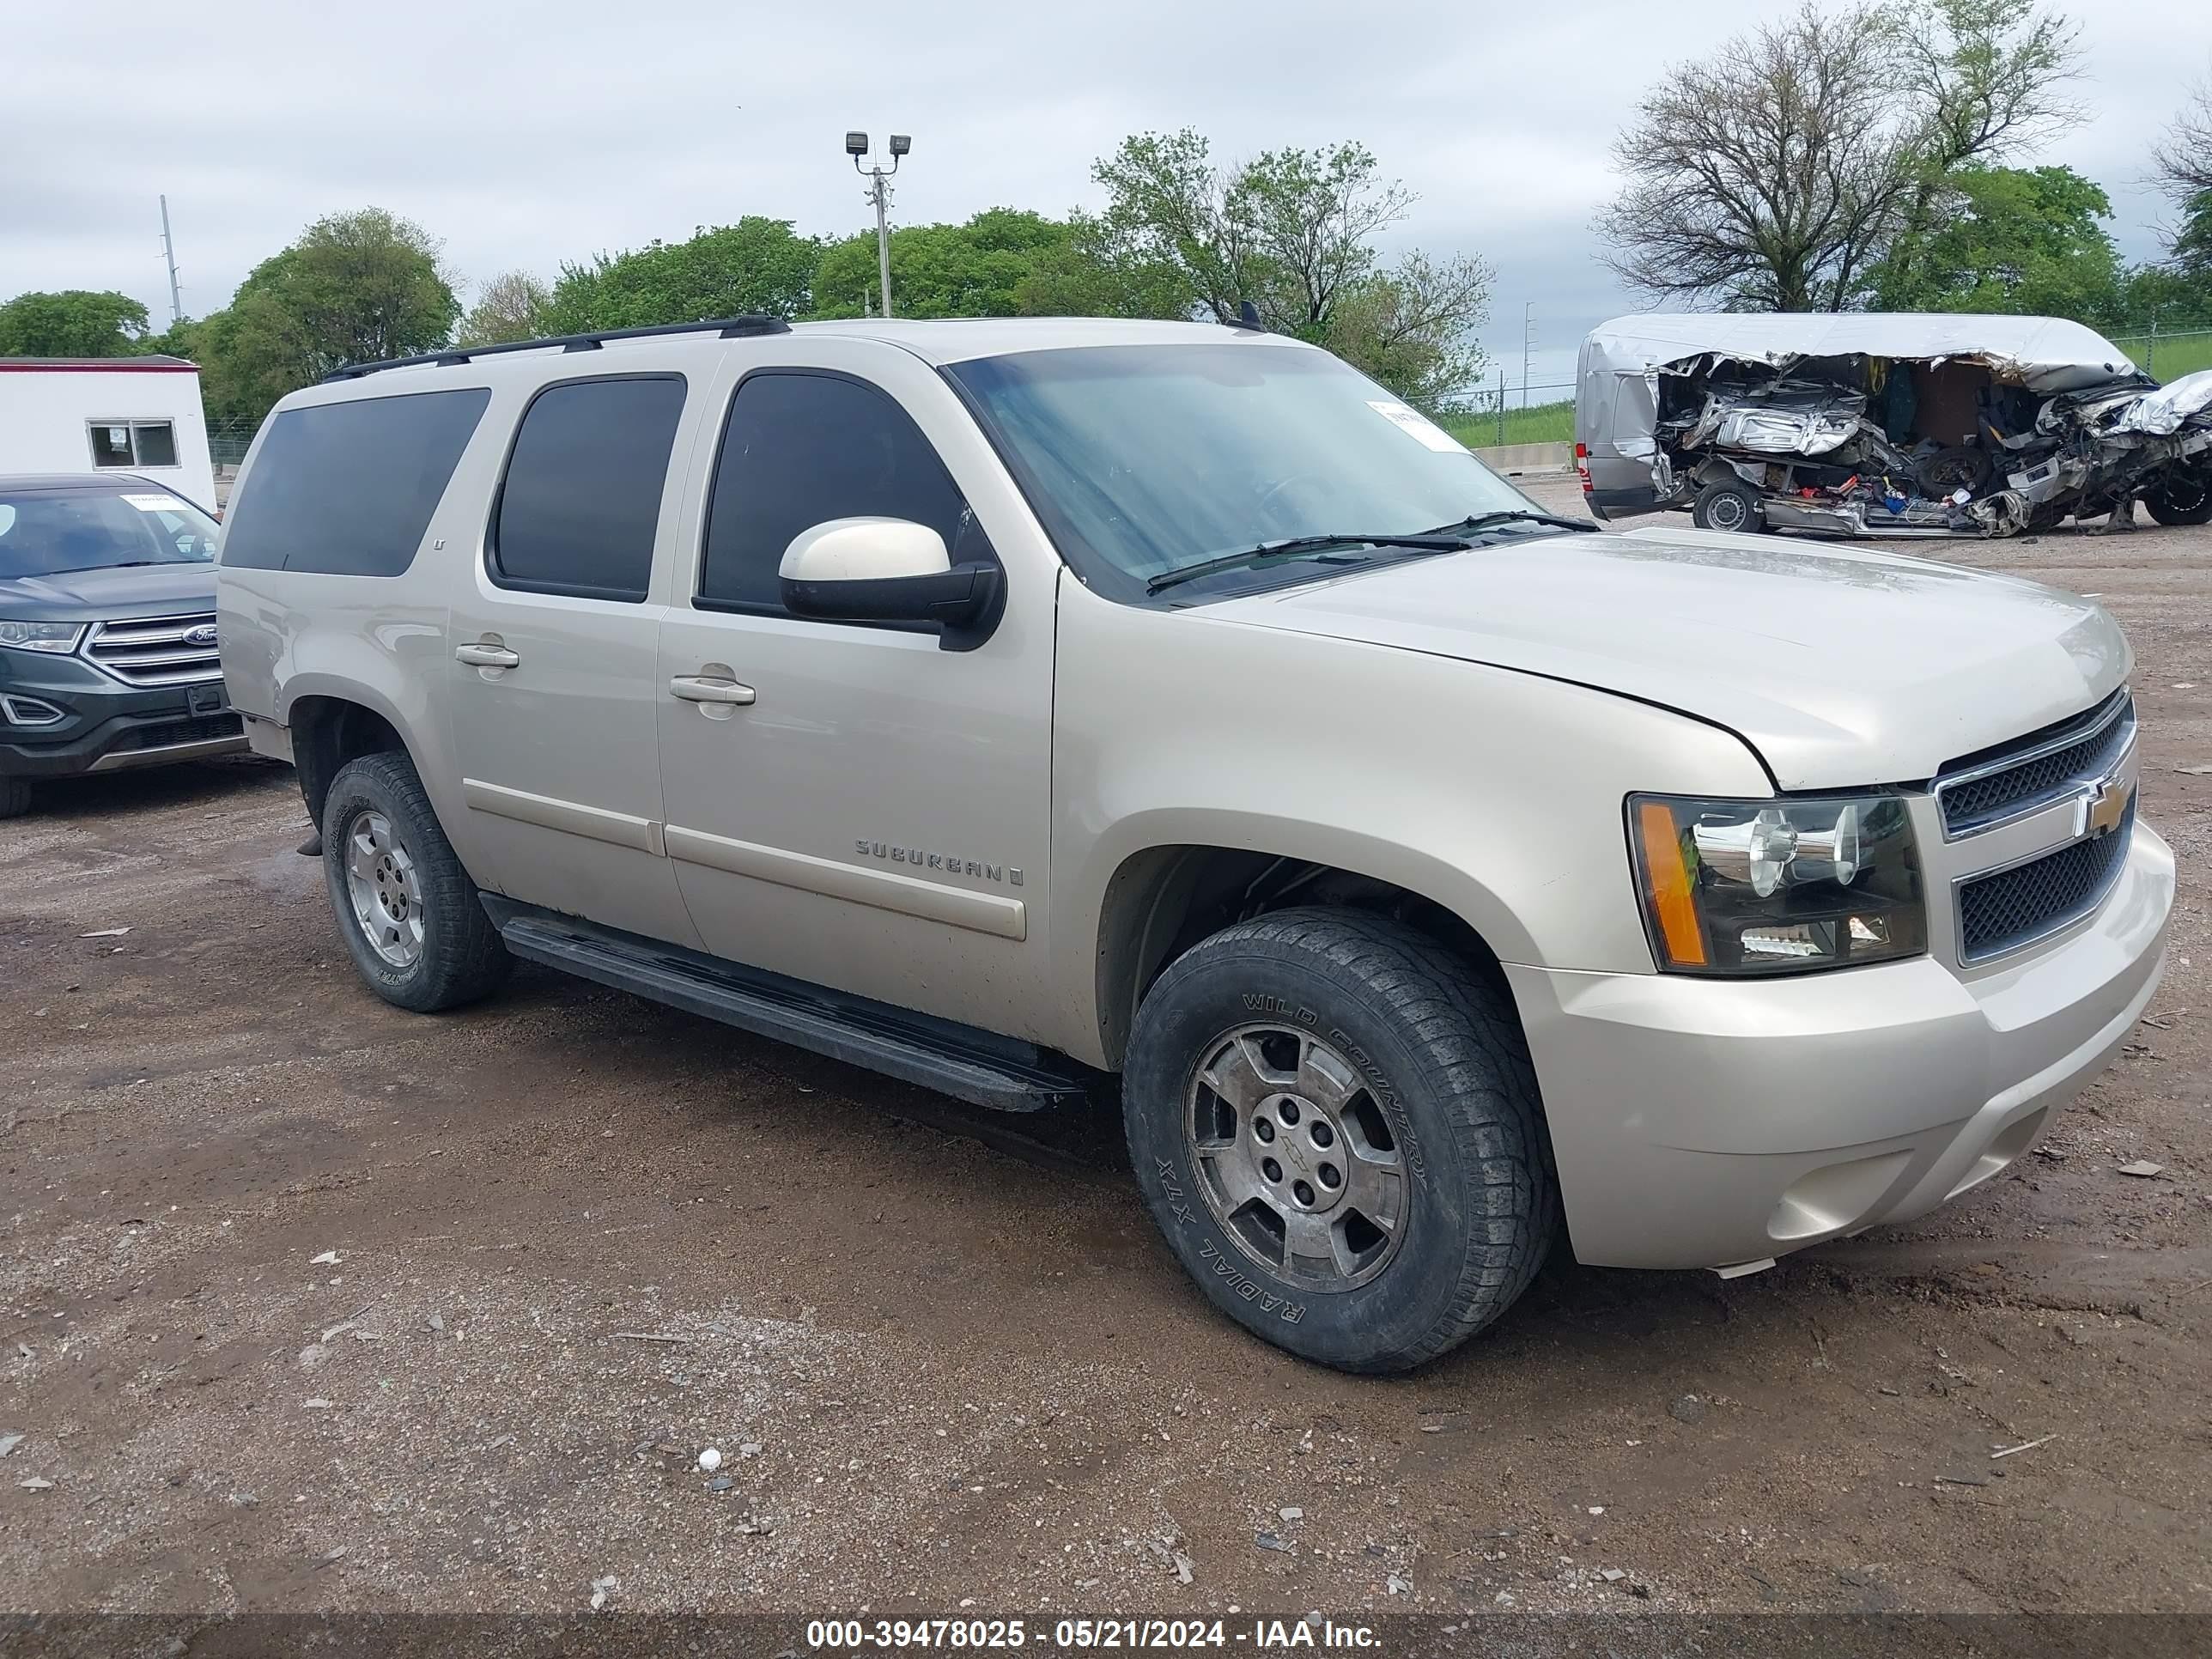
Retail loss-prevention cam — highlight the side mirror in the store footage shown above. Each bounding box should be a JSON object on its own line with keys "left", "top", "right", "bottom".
{"left": 778, "top": 518, "right": 1003, "bottom": 641}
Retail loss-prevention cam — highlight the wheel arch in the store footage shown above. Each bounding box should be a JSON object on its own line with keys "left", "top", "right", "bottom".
{"left": 1089, "top": 830, "right": 1524, "bottom": 1072}
{"left": 286, "top": 687, "right": 416, "bottom": 828}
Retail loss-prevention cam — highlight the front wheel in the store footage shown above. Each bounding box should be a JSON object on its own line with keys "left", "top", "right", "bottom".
{"left": 0, "top": 775, "right": 31, "bottom": 820}
{"left": 321, "top": 752, "right": 511, "bottom": 1012}
{"left": 2146, "top": 467, "right": 2212, "bottom": 527}
{"left": 1692, "top": 481, "right": 1764, "bottom": 534}
{"left": 1123, "top": 908, "right": 1558, "bottom": 1373}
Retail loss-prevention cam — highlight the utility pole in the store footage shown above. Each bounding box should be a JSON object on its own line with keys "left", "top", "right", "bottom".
{"left": 1522, "top": 302, "right": 1534, "bottom": 411}
{"left": 159, "top": 195, "right": 184, "bottom": 327}
{"left": 845, "top": 131, "right": 910, "bottom": 318}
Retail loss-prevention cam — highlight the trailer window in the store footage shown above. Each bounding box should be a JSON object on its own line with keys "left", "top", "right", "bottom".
{"left": 88, "top": 421, "right": 179, "bottom": 469}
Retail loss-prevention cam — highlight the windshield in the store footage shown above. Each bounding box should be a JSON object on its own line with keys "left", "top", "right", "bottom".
{"left": 0, "top": 486, "right": 221, "bottom": 580}
{"left": 948, "top": 343, "right": 1549, "bottom": 601}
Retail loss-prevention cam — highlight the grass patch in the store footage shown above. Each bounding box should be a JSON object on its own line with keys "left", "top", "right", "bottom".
{"left": 1441, "top": 398, "right": 1575, "bottom": 449}
{"left": 2110, "top": 331, "right": 2212, "bottom": 383}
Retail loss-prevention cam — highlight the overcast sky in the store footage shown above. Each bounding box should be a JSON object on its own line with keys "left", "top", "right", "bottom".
{"left": 6, "top": 1, "right": 2207, "bottom": 390}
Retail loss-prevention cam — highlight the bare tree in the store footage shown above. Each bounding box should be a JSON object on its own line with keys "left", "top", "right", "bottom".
{"left": 458, "top": 270, "right": 552, "bottom": 346}
{"left": 2153, "top": 76, "right": 2212, "bottom": 202}
{"left": 1597, "top": 0, "right": 2081, "bottom": 312}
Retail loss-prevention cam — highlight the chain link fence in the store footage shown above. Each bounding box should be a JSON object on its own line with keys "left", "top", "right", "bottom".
{"left": 206, "top": 419, "right": 258, "bottom": 468}
{"left": 2110, "top": 325, "right": 2212, "bottom": 384}
{"left": 1441, "top": 377, "right": 1577, "bottom": 448}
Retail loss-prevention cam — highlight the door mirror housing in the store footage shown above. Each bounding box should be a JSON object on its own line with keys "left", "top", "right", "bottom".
{"left": 778, "top": 517, "right": 1003, "bottom": 647}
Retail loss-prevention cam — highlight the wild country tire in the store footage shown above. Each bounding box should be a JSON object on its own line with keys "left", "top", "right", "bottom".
{"left": 321, "top": 752, "right": 511, "bottom": 1013}
{"left": 1692, "top": 482, "right": 1762, "bottom": 534}
{"left": 0, "top": 775, "right": 31, "bottom": 820}
{"left": 1122, "top": 908, "right": 1558, "bottom": 1373}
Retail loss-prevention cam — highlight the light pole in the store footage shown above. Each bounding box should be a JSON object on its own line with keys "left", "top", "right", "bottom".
{"left": 846, "top": 131, "right": 910, "bottom": 319}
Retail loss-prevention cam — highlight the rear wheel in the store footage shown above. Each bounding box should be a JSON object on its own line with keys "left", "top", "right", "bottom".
{"left": 322, "top": 752, "right": 510, "bottom": 1012}
{"left": 2146, "top": 467, "right": 2212, "bottom": 527}
{"left": 1123, "top": 908, "right": 1557, "bottom": 1373}
{"left": 1692, "top": 482, "right": 1763, "bottom": 534}
{"left": 0, "top": 776, "right": 30, "bottom": 820}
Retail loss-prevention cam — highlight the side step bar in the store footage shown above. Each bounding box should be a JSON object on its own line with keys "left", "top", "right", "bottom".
{"left": 484, "top": 899, "right": 1097, "bottom": 1114}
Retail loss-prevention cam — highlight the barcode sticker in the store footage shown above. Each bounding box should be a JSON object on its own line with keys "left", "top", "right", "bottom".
{"left": 1366, "top": 400, "right": 1466, "bottom": 453}
{"left": 119, "top": 494, "right": 176, "bottom": 512}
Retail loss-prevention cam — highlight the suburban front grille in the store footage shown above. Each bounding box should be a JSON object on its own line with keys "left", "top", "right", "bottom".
{"left": 1957, "top": 803, "right": 2135, "bottom": 962}
{"left": 129, "top": 713, "right": 242, "bottom": 751}
{"left": 83, "top": 612, "right": 222, "bottom": 688}
{"left": 1935, "top": 691, "right": 2135, "bottom": 837}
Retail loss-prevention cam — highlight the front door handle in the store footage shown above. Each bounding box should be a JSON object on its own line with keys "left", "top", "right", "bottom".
{"left": 670, "top": 674, "right": 757, "bottom": 706}
{"left": 456, "top": 642, "right": 520, "bottom": 669}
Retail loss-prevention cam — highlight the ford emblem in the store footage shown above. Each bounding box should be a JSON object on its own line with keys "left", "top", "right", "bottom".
{"left": 184, "top": 623, "right": 219, "bottom": 648}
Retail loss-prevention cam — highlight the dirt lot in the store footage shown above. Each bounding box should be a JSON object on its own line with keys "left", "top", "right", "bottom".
{"left": 4, "top": 485, "right": 2210, "bottom": 1633}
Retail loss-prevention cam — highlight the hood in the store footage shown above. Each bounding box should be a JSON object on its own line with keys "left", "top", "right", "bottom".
{"left": 0, "top": 560, "right": 218, "bottom": 623}
{"left": 1204, "top": 526, "right": 2128, "bottom": 790}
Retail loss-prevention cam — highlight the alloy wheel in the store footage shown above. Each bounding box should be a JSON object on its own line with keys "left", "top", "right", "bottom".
{"left": 343, "top": 810, "right": 426, "bottom": 969}
{"left": 1183, "top": 1024, "right": 1409, "bottom": 1289}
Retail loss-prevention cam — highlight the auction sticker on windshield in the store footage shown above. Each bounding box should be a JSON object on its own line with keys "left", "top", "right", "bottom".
{"left": 121, "top": 495, "right": 179, "bottom": 511}
{"left": 1365, "top": 399, "right": 1466, "bottom": 453}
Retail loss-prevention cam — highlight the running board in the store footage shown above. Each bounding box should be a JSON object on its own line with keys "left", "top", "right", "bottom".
{"left": 484, "top": 900, "right": 1096, "bottom": 1114}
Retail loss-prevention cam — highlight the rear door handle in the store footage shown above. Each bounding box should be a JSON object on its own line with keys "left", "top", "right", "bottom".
{"left": 455, "top": 642, "right": 520, "bottom": 669}
{"left": 670, "top": 675, "right": 756, "bottom": 706}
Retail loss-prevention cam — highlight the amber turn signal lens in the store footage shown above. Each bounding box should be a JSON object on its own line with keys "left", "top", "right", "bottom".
{"left": 1637, "top": 799, "right": 1708, "bottom": 968}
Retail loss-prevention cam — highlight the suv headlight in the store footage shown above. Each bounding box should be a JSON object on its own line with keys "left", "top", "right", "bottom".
{"left": 0, "top": 621, "right": 86, "bottom": 654}
{"left": 1629, "top": 793, "right": 1924, "bottom": 975}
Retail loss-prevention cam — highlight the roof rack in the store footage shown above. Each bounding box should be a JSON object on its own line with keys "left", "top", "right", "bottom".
{"left": 321, "top": 314, "right": 793, "bottom": 382}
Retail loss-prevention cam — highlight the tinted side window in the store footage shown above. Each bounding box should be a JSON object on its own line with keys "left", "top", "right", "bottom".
{"left": 698, "top": 371, "right": 984, "bottom": 612}
{"left": 222, "top": 388, "right": 491, "bottom": 574}
{"left": 490, "top": 376, "right": 686, "bottom": 603}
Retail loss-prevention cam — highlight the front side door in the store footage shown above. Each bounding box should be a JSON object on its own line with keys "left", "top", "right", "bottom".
{"left": 445, "top": 371, "right": 701, "bottom": 948}
{"left": 655, "top": 346, "right": 1058, "bottom": 1040}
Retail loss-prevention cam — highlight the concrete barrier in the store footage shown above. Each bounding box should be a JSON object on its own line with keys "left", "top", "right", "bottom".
{"left": 1473, "top": 441, "right": 1573, "bottom": 473}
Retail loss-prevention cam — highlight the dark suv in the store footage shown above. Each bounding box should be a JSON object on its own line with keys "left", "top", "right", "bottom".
{"left": 0, "top": 474, "right": 244, "bottom": 818}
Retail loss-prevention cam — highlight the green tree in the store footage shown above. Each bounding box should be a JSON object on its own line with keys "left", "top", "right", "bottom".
{"left": 191, "top": 209, "right": 459, "bottom": 422}
{"left": 0, "top": 289, "right": 152, "bottom": 356}
{"left": 1076, "top": 129, "right": 1492, "bottom": 409}
{"left": 458, "top": 270, "right": 553, "bottom": 345}
{"left": 1866, "top": 165, "right": 2123, "bottom": 320}
{"left": 811, "top": 209, "right": 1071, "bottom": 319}
{"left": 542, "top": 218, "right": 819, "bottom": 332}
{"left": 1009, "top": 210, "right": 1195, "bottom": 319}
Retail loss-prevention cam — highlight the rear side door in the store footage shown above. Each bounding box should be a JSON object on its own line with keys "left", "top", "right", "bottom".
{"left": 653, "top": 343, "right": 1058, "bottom": 1039}
{"left": 444, "top": 371, "right": 702, "bottom": 947}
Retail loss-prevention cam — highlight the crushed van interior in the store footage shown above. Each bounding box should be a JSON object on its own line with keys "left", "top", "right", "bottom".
{"left": 1581, "top": 315, "right": 2212, "bottom": 540}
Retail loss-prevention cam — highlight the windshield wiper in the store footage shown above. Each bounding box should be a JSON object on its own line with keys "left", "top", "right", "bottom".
{"left": 1145, "top": 532, "right": 1473, "bottom": 595}
{"left": 1417, "top": 510, "right": 1599, "bottom": 537}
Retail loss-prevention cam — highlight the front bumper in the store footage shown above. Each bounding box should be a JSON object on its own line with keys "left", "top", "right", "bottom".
{"left": 0, "top": 659, "right": 245, "bottom": 781}
{"left": 1507, "top": 821, "right": 2174, "bottom": 1270}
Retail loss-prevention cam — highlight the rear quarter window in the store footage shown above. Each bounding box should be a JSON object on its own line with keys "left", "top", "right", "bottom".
{"left": 222, "top": 386, "right": 492, "bottom": 574}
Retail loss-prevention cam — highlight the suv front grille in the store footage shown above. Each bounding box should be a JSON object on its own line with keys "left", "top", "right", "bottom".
{"left": 1957, "top": 803, "right": 2135, "bottom": 962}
{"left": 84, "top": 613, "right": 222, "bottom": 688}
{"left": 1935, "top": 691, "right": 2135, "bottom": 837}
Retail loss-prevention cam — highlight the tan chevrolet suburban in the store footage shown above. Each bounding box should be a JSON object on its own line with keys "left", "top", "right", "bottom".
{"left": 216, "top": 315, "right": 2172, "bottom": 1373}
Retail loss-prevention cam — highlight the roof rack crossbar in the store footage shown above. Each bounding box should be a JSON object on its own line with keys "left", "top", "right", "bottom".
{"left": 322, "top": 314, "right": 793, "bottom": 381}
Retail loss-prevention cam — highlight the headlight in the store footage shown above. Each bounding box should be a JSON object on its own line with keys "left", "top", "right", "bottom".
{"left": 1629, "top": 793, "right": 1924, "bottom": 975}
{"left": 0, "top": 621, "right": 86, "bottom": 654}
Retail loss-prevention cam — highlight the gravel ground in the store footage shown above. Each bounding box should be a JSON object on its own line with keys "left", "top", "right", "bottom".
{"left": 3, "top": 487, "right": 2209, "bottom": 1627}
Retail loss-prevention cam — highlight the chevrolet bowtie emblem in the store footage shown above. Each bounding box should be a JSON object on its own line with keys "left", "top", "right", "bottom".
{"left": 2082, "top": 775, "right": 2135, "bottom": 839}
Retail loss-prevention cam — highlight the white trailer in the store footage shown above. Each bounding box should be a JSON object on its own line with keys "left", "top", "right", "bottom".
{"left": 0, "top": 356, "right": 218, "bottom": 510}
